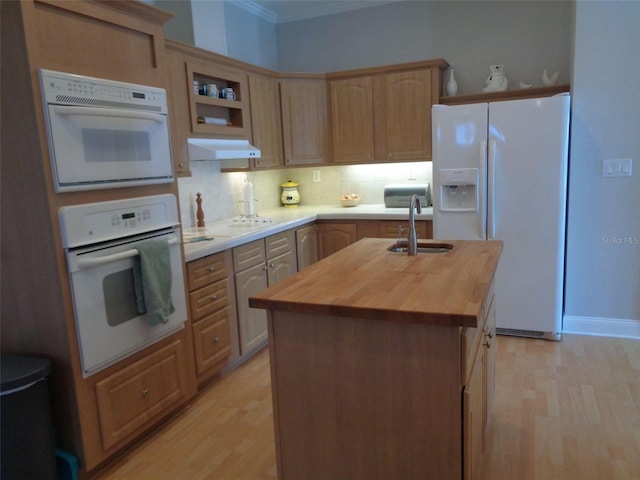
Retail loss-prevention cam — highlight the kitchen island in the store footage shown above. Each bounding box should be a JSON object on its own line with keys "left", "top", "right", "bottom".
{"left": 249, "top": 238, "right": 502, "bottom": 480}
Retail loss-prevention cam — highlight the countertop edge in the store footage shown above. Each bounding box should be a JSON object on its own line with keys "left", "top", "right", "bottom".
{"left": 183, "top": 205, "right": 433, "bottom": 262}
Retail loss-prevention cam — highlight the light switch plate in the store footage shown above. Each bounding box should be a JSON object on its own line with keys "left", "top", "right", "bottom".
{"left": 602, "top": 158, "right": 632, "bottom": 177}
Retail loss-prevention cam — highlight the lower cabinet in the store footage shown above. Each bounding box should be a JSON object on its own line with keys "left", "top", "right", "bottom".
{"left": 318, "top": 219, "right": 433, "bottom": 259}
{"left": 233, "top": 230, "right": 297, "bottom": 355}
{"left": 186, "top": 250, "right": 235, "bottom": 385}
{"left": 94, "top": 339, "right": 190, "bottom": 450}
{"left": 317, "top": 222, "right": 358, "bottom": 259}
{"left": 295, "top": 223, "right": 319, "bottom": 271}
{"left": 462, "top": 284, "right": 496, "bottom": 480}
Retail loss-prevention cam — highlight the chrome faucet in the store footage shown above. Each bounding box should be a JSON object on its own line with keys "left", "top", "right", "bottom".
{"left": 408, "top": 194, "right": 422, "bottom": 256}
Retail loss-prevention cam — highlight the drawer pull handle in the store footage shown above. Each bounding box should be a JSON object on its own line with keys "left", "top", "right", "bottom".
{"left": 208, "top": 266, "right": 216, "bottom": 272}
{"left": 213, "top": 336, "right": 219, "bottom": 343}
{"left": 210, "top": 295, "right": 218, "bottom": 301}
{"left": 141, "top": 389, "right": 150, "bottom": 397}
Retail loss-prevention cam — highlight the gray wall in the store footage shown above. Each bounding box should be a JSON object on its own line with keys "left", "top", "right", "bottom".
{"left": 224, "top": 2, "right": 278, "bottom": 70}
{"left": 563, "top": 0, "right": 640, "bottom": 336}
{"left": 276, "top": 1, "right": 574, "bottom": 95}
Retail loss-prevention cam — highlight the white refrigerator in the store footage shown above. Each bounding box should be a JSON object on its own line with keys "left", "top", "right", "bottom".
{"left": 431, "top": 94, "right": 570, "bottom": 340}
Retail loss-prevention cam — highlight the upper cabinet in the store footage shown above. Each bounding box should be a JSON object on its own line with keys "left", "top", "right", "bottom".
{"left": 280, "top": 76, "right": 330, "bottom": 166}
{"left": 248, "top": 73, "right": 283, "bottom": 169}
{"left": 328, "top": 60, "right": 448, "bottom": 164}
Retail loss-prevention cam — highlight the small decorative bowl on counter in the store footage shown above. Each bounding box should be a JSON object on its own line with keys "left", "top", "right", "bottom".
{"left": 339, "top": 194, "right": 361, "bottom": 207}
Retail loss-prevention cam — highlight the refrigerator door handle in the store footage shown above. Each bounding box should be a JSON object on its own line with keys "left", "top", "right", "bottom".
{"left": 479, "top": 140, "right": 487, "bottom": 239}
{"left": 487, "top": 140, "right": 497, "bottom": 239}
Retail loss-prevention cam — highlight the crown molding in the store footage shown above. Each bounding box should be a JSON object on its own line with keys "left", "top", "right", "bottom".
{"left": 230, "top": 0, "right": 403, "bottom": 24}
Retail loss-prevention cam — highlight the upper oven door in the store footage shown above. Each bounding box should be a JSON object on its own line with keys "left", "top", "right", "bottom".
{"left": 66, "top": 231, "right": 187, "bottom": 378}
{"left": 45, "top": 104, "right": 174, "bottom": 192}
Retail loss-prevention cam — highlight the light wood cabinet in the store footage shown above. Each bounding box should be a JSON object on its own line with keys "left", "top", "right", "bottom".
{"left": 463, "top": 285, "right": 496, "bottom": 480}
{"left": 280, "top": 77, "right": 329, "bottom": 165}
{"left": 233, "top": 230, "right": 297, "bottom": 355}
{"left": 318, "top": 220, "right": 433, "bottom": 258}
{"left": 328, "top": 60, "right": 448, "bottom": 163}
{"left": 248, "top": 73, "right": 283, "bottom": 169}
{"left": 329, "top": 76, "right": 375, "bottom": 163}
{"left": 95, "top": 340, "right": 190, "bottom": 451}
{"left": 186, "top": 251, "right": 235, "bottom": 385}
{"left": 317, "top": 222, "right": 358, "bottom": 259}
{"left": 295, "top": 223, "right": 319, "bottom": 271}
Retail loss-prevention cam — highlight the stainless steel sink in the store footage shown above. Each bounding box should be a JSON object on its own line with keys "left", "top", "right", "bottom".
{"left": 387, "top": 242, "right": 454, "bottom": 254}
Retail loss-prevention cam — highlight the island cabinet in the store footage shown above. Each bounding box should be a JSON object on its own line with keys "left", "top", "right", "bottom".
{"left": 233, "top": 230, "right": 297, "bottom": 355}
{"left": 185, "top": 250, "right": 236, "bottom": 386}
{"left": 249, "top": 238, "right": 502, "bottom": 480}
{"left": 328, "top": 59, "right": 449, "bottom": 164}
{"left": 279, "top": 76, "right": 330, "bottom": 166}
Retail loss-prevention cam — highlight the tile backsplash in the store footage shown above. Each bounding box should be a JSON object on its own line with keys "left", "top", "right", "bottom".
{"left": 178, "top": 161, "right": 432, "bottom": 228}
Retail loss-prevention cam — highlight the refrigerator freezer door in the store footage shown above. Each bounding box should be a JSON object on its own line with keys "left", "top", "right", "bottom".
{"left": 488, "top": 94, "right": 570, "bottom": 337}
{"left": 432, "top": 103, "right": 488, "bottom": 240}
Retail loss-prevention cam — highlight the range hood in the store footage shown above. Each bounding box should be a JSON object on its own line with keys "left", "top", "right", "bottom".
{"left": 187, "top": 138, "right": 261, "bottom": 161}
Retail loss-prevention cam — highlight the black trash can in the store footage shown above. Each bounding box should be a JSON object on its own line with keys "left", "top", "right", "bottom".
{"left": 1, "top": 355, "right": 57, "bottom": 480}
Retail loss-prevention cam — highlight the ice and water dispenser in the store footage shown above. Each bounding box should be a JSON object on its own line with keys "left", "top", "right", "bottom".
{"left": 438, "top": 168, "right": 479, "bottom": 212}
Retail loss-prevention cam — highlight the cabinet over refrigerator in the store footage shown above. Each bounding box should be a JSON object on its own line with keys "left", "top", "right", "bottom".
{"left": 432, "top": 94, "right": 570, "bottom": 340}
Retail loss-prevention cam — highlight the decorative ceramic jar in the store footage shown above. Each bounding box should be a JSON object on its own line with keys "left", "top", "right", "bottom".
{"left": 281, "top": 180, "right": 300, "bottom": 207}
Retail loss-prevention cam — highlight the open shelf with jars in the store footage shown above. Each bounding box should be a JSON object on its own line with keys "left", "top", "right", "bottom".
{"left": 186, "top": 61, "right": 251, "bottom": 138}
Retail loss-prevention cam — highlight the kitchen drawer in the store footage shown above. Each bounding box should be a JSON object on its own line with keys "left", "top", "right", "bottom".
{"left": 192, "top": 309, "right": 232, "bottom": 376}
{"left": 189, "top": 279, "right": 231, "bottom": 322}
{"left": 95, "top": 340, "right": 188, "bottom": 450}
{"left": 186, "top": 252, "right": 229, "bottom": 291}
{"left": 233, "top": 239, "right": 266, "bottom": 272}
{"left": 266, "top": 230, "right": 294, "bottom": 259}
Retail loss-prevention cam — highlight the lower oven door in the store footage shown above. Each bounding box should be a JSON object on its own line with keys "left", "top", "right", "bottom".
{"left": 66, "top": 230, "right": 187, "bottom": 378}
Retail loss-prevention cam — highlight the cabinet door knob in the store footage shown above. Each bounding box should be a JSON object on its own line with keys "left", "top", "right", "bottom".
{"left": 208, "top": 266, "right": 216, "bottom": 272}
{"left": 179, "top": 162, "right": 185, "bottom": 168}
{"left": 210, "top": 294, "right": 218, "bottom": 301}
{"left": 263, "top": 265, "right": 269, "bottom": 271}
{"left": 213, "top": 336, "right": 219, "bottom": 343}
{"left": 141, "top": 389, "right": 149, "bottom": 397}
{"left": 483, "top": 340, "right": 492, "bottom": 349}
{"left": 270, "top": 262, "right": 276, "bottom": 268}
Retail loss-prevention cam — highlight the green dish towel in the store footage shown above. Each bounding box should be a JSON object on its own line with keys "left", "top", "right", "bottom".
{"left": 133, "top": 239, "right": 175, "bottom": 326}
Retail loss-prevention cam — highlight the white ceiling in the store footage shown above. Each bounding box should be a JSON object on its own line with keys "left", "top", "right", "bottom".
{"left": 229, "top": 0, "right": 403, "bottom": 24}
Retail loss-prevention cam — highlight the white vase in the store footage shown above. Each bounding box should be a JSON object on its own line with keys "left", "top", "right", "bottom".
{"left": 446, "top": 69, "right": 458, "bottom": 96}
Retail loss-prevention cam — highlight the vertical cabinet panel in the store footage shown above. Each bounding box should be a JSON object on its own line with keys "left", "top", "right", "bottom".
{"left": 377, "top": 69, "right": 433, "bottom": 161}
{"left": 280, "top": 78, "right": 329, "bottom": 165}
{"left": 330, "top": 77, "right": 375, "bottom": 163}
{"left": 296, "top": 224, "right": 319, "bottom": 271}
{"left": 248, "top": 74, "right": 283, "bottom": 169}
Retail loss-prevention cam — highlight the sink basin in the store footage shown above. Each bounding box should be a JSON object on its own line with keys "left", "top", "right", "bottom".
{"left": 387, "top": 242, "right": 454, "bottom": 254}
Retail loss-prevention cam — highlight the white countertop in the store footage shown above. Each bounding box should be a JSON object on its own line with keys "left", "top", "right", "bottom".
{"left": 182, "top": 204, "right": 433, "bottom": 262}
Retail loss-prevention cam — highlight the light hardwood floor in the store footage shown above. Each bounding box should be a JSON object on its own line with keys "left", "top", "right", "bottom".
{"left": 95, "top": 334, "right": 640, "bottom": 479}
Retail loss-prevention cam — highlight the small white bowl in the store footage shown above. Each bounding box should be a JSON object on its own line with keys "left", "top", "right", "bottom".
{"left": 339, "top": 196, "right": 360, "bottom": 207}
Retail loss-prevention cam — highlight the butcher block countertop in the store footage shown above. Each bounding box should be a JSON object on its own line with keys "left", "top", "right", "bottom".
{"left": 249, "top": 238, "right": 502, "bottom": 328}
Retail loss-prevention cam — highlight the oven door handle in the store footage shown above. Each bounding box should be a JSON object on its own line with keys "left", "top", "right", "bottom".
{"left": 76, "top": 236, "right": 179, "bottom": 269}
{"left": 52, "top": 105, "right": 166, "bottom": 123}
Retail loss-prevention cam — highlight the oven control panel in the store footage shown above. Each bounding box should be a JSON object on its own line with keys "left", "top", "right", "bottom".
{"left": 59, "top": 194, "right": 180, "bottom": 248}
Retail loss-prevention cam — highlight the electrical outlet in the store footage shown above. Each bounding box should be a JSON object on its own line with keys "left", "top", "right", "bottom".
{"left": 603, "top": 158, "right": 632, "bottom": 177}
{"left": 313, "top": 170, "right": 321, "bottom": 182}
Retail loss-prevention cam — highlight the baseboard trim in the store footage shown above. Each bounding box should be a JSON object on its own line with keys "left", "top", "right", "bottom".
{"left": 563, "top": 315, "right": 640, "bottom": 339}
